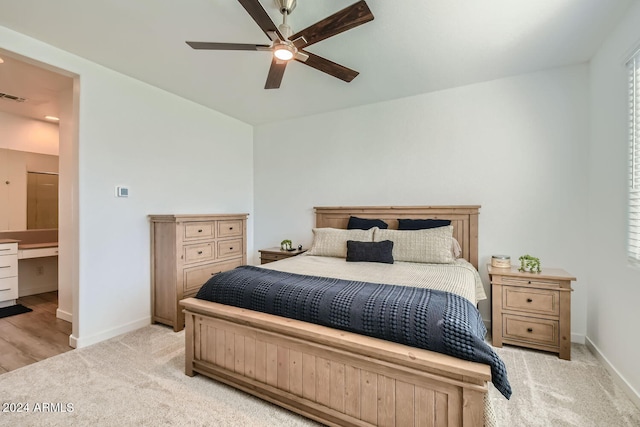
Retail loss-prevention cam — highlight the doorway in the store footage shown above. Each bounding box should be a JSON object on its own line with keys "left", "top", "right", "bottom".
{"left": 0, "top": 48, "right": 79, "bottom": 366}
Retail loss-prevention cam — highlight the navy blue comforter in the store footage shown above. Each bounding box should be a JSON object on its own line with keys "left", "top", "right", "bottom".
{"left": 196, "top": 265, "right": 511, "bottom": 399}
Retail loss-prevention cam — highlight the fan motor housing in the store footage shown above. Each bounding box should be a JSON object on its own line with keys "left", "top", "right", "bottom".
{"left": 276, "top": 0, "right": 297, "bottom": 15}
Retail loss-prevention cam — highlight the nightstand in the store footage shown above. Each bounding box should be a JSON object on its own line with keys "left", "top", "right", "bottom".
{"left": 259, "top": 247, "right": 306, "bottom": 264}
{"left": 488, "top": 265, "right": 576, "bottom": 360}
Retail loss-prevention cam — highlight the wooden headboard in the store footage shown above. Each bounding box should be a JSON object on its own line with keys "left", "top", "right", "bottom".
{"left": 314, "top": 205, "right": 480, "bottom": 269}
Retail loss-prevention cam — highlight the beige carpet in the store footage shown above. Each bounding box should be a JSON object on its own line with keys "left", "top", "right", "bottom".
{"left": 0, "top": 325, "right": 638, "bottom": 427}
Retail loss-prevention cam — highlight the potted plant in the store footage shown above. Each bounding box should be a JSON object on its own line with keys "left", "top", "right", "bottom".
{"left": 280, "top": 239, "right": 292, "bottom": 251}
{"left": 518, "top": 254, "right": 541, "bottom": 273}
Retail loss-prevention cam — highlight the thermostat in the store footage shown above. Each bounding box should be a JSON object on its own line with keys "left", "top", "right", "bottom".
{"left": 115, "top": 186, "right": 129, "bottom": 197}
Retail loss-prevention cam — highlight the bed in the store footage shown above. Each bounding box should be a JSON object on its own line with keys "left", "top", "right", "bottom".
{"left": 180, "top": 206, "right": 507, "bottom": 426}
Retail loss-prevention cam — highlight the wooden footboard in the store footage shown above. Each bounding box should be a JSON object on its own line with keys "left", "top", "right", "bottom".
{"left": 181, "top": 298, "right": 490, "bottom": 427}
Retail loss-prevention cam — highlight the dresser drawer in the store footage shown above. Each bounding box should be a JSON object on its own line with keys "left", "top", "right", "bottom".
{"left": 503, "top": 286, "right": 559, "bottom": 316}
{"left": 503, "top": 314, "right": 558, "bottom": 347}
{"left": 183, "top": 258, "right": 243, "bottom": 294}
{"left": 183, "top": 242, "right": 215, "bottom": 264}
{"left": 217, "top": 239, "right": 243, "bottom": 259}
{"left": 0, "top": 256, "right": 18, "bottom": 278}
{"left": 0, "top": 276, "right": 18, "bottom": 301}
{"left": 218, "top": 220, "right": 243, "bottom": 238}
{"left": 183, "top": 222, "right": 215, "bottom": 241}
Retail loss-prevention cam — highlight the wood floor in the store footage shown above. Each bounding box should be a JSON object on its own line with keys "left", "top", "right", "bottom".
{"left": 0, "top": 292, "right": 73, "bottom": 374}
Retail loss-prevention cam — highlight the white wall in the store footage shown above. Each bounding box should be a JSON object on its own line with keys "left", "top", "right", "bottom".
{"left": 255, "top": 65, "right": 590, "bottom": 338}
{"left": 0, "top": 111, "right": 59, "bottom": 155}
{"left": 1, "top": 25, "right": 254, "bottom": 347}
{"left": 588, "top": 0, "right": 640, "bottom": 404}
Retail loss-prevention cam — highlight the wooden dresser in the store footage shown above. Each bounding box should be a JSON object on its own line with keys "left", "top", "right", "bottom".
{"left": 489, "top": 265, "right": 575, "bottom": 360}
{"left": 0, "top": 239, "right": 19, "bottom": 308}
{"left": 149, "top": 214, "right": 248, "bottom": 331}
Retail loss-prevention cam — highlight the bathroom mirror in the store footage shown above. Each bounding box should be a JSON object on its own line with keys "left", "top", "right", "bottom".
{"left": 26, "top": 172, "right": 59, "bottom": 229}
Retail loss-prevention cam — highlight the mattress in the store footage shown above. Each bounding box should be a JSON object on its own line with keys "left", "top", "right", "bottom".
{"left": 260, "top": 253, "right": 487, "bottom": 305}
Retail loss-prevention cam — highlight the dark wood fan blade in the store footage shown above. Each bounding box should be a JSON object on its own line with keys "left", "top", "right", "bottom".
{"left": 296, "top": 51, "right": 359, "bottom": 83}
{"left": 290, "top": 0, "right": 374, "bottom": 48}
{"left": 237, "top": 0, "right": 284, "bottom": 41}
{"left": 265, "top": 57, "right": 288, "bottom": 89}
{"left": 186, "top": 41, "right": 271, "bottom": 51}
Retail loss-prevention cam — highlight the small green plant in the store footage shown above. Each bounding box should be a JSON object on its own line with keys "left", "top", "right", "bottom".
{"left": 280, "top": 239, "right": 292, "bottom": 250}
{"left": 518, "top": 254, "right": 541, "bottom": 273}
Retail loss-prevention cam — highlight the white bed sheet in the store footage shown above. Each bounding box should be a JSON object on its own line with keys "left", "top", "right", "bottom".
{"left": 259, "top": 254, "right": 486, "bottom": 305}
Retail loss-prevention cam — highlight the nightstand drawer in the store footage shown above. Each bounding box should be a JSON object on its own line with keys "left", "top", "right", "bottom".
{"left": 218, "top": 220, "right": 243, "bottom": 238}
{"left": 218, "top": 239, "right": 243, "bottom": 258}
{"left": 503, "top": 314, "right": 558, "bottom": 346}
{"left": 183, "top": 222, "right": 215, "bottom": 240}
{"left": 183, "top": 242, "right": 215, "bottom": 264}
{"left": 261, "top": 253, "right": 290, "bottom": 263}
{"left": 183, "top": 259, "right": 243, "bottom": 294}
{"left": 503, "top": 286, "right": 559, "bottom": 316}
{"left": 502, "top": 276, "right": 560, "bottom": 289}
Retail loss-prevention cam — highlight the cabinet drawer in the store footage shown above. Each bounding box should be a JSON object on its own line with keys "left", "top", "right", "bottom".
{"left": 183, "top": 242, "right": 215, "bottom": 264}
{"left": 183, "top": 222, "right": 215, "bottom": 241}
{"left": 0, "top": 243, "right": 18, "bottom": 255}
{"left": 218, "top": 239, "right": 243, "bottom": 259}
{"left": 183, "top": 258, "right": 243, "bottom": 294}
{"left": 218, "top": 220, "right": 243, "bottom": 238}
{"left": 0, "top": 276, "right": 18, "bottom": 301}
{"left": 0, "top": 256, "right": 18, "bottom": 278}
{"left": 503, "top": 314, "right": 558, "bottom": 347}
{"left": 503, "top": 286, "right": 559, "bottom": 316}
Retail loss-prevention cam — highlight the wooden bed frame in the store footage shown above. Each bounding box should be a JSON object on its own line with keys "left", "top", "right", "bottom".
{"left": 180, "top": 205, "right": 490, "bottom": 427}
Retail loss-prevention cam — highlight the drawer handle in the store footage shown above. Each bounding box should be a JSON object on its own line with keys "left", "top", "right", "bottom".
{"left": 0, "top": 248, "right": 10, "bottom": 251}
{"left": 528, "top": 280, "right": 532, "bottom": 284}
{"left": 526, "top": 298, "right": 533, "bottom": 303}
{"left": 211, "top": 271, "right": 222, "bottom": 276}
{"left": 197, "top": 251, "right": 203, "bottom": 255}
{"left": 198, "top": 229, "right": 203, "bottom": 233}
{"left": 229, "top": 227, "right": 233, "bottom": 230}
{"left": 527, "top": 328, "right": 533, "bottom": 333}
{"left": 0, "top": 266, "right": 9, "bottom": 269}
{"left": 0, "top": 288, "right": 10, "bottom": 291}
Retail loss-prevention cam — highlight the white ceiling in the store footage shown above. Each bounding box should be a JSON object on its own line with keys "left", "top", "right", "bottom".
{"left": 0, "top": 0, "right": 634, "bottom": 125}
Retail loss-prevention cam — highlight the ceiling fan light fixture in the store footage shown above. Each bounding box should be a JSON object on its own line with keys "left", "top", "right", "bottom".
{"left": 273, "top": 42, "right": 295, "bottom": 61}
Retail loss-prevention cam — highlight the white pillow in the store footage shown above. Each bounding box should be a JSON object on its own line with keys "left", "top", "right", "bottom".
{"left": 373, "top": 226, "right": 455, "bottom": 263}
{"left": 306, "top": 227, "right": 375, "bottom": 258}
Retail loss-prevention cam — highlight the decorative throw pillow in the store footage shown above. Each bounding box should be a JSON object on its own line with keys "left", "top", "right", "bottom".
{"left": 397, "top": 218, "right": 452, "bottom": 230}
{"left": 347, "top": 216, "right": 389, "bottom": 230}
{"left": 373, "top": 226, "right": 455, "bottom": 263}
{"left": 306, "top": 227, "right": 375, "bottom": 258}
{"left": 346, "top": 240, "right": 394, "bottom": 264}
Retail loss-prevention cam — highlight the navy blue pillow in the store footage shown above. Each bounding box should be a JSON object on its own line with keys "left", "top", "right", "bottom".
{"left": 347, "top": 216, "right": 389, "bottom": 230}
{"left": 397, "top": 218, "right": 451, "bottom": 230}
{"left": 346, "top": 240, "right": 394, "bottom": 264}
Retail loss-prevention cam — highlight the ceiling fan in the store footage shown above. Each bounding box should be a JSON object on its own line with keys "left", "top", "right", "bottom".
{"left": 186, "top": 0, "right": 374, "bottom": 89}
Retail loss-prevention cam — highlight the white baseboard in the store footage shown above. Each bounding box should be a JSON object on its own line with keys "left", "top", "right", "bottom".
{"left": 56, "top": 308, "right": 72, "bottom": 323}
{"left": 71, "top": 316, "right": 151, "bottom": 349}
{"left": 585, "top": 336, "right": 640, "bottom": 410}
